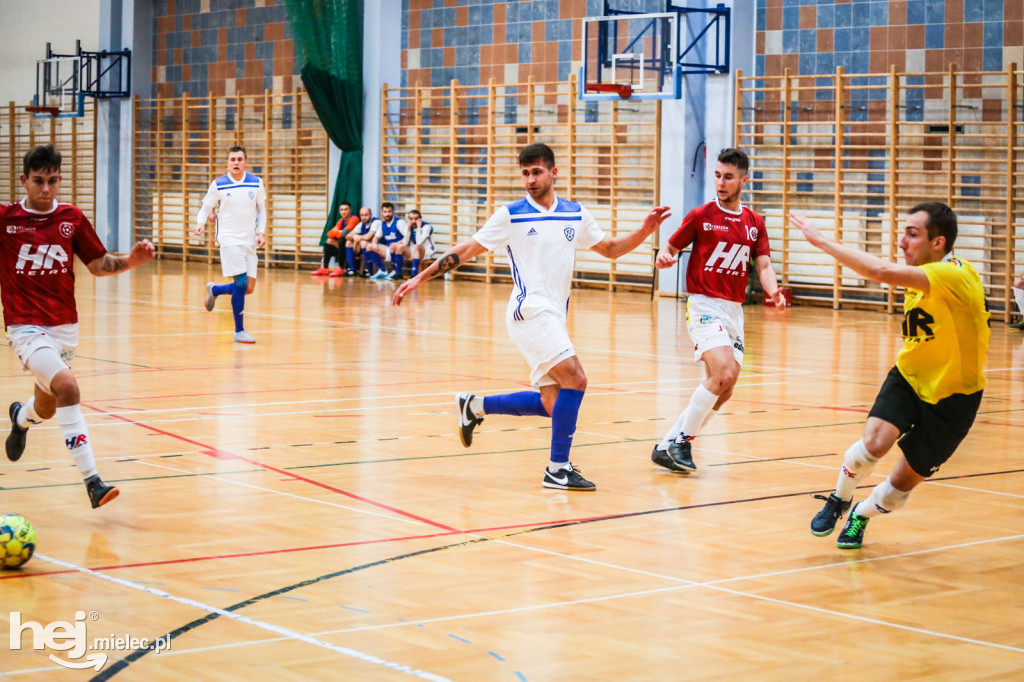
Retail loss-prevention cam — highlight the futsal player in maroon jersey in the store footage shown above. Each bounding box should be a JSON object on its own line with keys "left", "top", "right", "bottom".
{"left": 651, "top": 148, "right": 786, "bottom": 474}
{"left": 1, "top": 144, "right": 154, "bottom": 508}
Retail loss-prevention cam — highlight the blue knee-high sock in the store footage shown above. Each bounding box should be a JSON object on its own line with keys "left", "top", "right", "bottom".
{"left": 483, "top": 391, "right": 548, "bottom": 417}
{"left": 346, "top": 246, "right": 356, "bottom": 270}
{"left": 212, "top": 282, "right": 233, "bottom": 296}
{"left": 231, "top": 276, "right": 247, "bottom": 332}
{"left": 412, "top": 258, "right": 421, "bottom": 276}
{"left": 366, "top": 251, "right": 382, "bottom": 273}
{"left": 550, "top": 388, "right": 585, "bottom": 464}
{"left": 392, "top": 253, "right": 404, "bottom": 275}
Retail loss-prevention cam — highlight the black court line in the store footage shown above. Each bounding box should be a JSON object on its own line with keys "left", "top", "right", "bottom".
{"left": 90, "top": 466, "right": 1024, "bottom": 679}
{"left": 708, "top": 453, "right": 837, "bottom": 466}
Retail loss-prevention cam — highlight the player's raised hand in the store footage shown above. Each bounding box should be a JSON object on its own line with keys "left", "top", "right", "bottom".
{"left": 643, "top": 205, "right": 672, "bottom": 232}
{"left": 655, "top": 250, "right": 677, "bottom": 269}
{"left": 256, "top": 234, "right": 266, "bottom": 248}
{"left": 129, "top": 239, "right": 156, "bottom": 266}
{"left": 790, "top": 211, "right": 824, "bottom": 246}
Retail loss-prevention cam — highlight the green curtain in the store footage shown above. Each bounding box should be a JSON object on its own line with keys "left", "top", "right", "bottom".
{"left": 284, "top": 0, "right": 364, "bottom": 245}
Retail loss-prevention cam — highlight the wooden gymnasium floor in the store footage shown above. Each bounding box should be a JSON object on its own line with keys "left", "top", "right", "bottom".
{"left": 2, "top": 261, "right": 1023, "bottom": 680}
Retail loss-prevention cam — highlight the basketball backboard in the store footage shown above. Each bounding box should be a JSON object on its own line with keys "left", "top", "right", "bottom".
{"left": 581, "top": 12, "right": 679, "bottom": 102}
{"left": 30, "top": 41, "right": 131, "bottom": 118}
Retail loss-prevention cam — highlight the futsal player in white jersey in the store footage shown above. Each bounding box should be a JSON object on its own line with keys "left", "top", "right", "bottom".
{"left": 195, "top": 146, "right": 267, "bottom": 344}
{"left": 393, "top": 143, "right": 671, "bottom": 490}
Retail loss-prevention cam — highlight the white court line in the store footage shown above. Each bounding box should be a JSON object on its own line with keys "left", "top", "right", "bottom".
{"left": 144, "top": 531, "right": 1024, "bottom": 660}
{"left": 26, "top": 553, "right": 451, "bottom": 681}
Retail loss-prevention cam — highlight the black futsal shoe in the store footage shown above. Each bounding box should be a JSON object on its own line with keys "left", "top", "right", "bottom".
{"left": 651, "top": 444, "right": 690, "bottom": 474}
{"left": 810, "top": 493, "right": 852, "bottom": 537}
{"left": 5, "top": 402, "right": 27, "bottom": 462}
{"left": 668, "top": 439, "right": 696, "bottom": 471}
{"left": 86, "top": 476, "right": 120, "bottom": 509}
{"left": 837, "top": 507, "right": 869, "bottom": 549}
{"left": 455, "top": 393, "right": 484, "bottom": 448}
{"left": 542, "top": 463, "right": 596, "bottom": 491}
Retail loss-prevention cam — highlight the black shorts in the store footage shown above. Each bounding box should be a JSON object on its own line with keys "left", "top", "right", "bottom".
{"left": 867, "top": 366, "right": 982, "bottom": 478}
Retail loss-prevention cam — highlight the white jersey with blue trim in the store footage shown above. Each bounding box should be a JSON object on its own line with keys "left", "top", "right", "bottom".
{"left": 196, "top": 172, "right": 267, "bottom": 247}
{"left": 472, "top": 194, "right": 605, "bottom": 321}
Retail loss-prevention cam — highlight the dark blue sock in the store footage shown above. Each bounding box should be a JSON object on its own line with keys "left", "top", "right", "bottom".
{"left": 231, "top": 281, "right": 246, "bottom": 332}
{"left": 483, "top": 392, "right": 548, "bottom": 417}
{"left": 392, "top": 253, "right": 404, "bottom": 275}
{"left": 212, "top": 283, "right": 233, "bottom": 296}
{"left": 346, "top": 246, "right": 356, "bottom": 270}
{"left": 550, "top": 388, "right": 584, "bottom": 464}
{"left": 366, "top": 251, "right": 381, "bottom": 273}
{"left": 412, "top": 258, "right": 421, "bottom": 276}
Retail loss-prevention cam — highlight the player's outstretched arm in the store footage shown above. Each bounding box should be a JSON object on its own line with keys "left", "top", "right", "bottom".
{"left": 655, "top": 243, "right": 681, "bottom": 269}
{"left": 590, "top": 206, "right": 672, "bottom": 259}
{"left": 392, "top": 238, "right": 488, "bottom": 306}
{"left": 754, "top": 254, "right": 787, "bottom": 309}
{"left": 87, "top": 240, "right": 156, "bottom": 277}
{"left": 790, "top": 211, "right": 929, "bottom": 292}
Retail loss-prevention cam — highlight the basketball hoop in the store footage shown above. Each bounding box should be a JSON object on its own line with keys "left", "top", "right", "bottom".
{"left": 584, "top": 83, "right": 633, "bottom": 99}
{"left": 25, "top": 105, "right": 61, "bottom": 117}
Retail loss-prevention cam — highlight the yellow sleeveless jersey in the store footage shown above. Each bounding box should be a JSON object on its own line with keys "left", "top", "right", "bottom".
{"left": 897, "top": 256, "right": 989, "bottom": 403}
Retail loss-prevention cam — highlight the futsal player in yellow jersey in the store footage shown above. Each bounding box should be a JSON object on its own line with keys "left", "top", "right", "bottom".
{"left": 791, "top": 203, "right": 989, "bottom": 549}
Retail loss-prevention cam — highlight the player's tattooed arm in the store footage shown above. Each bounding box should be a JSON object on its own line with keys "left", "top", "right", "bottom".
{"left": 430, "top": 253, "right": 461, "bottom": 279}
{"left": 87, "top": 240, "right": 156, "bottom": 277}
{"left": 392, "top": 238, "right": 488, "bottom": 306}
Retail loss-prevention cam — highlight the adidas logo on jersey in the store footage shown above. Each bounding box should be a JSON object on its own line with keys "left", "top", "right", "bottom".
{"left": 527, "top": 227, "right": 538, "bottom": 236}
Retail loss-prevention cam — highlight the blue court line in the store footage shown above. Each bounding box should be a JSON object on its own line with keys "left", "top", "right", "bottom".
{"left": 130, "top": 580, "right": 166, "bottom": 586}
{"left": 487, "top": 651, "right": 505, "bottom": 661}
{"left": 339, "top": 605, "right": 371, "bottom": 613}
{"left": 515, "top": 672, "right": 527, "bottom": 681}
{"left": 279, "top": 596, "right": 307, "bottom": 602}
{"left": 447, "top": 634, "right": 471, "bottom": 643}
{"left": 202, "top": 586, "right": 240, "bottom": 592}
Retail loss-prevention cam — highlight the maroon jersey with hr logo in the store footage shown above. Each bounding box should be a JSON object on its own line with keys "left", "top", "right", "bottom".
{"left": 0, "top": 199, "right": 107, "bottom": 327}
{"left": 667, "top": 199, "right": 771, "bottom": 303}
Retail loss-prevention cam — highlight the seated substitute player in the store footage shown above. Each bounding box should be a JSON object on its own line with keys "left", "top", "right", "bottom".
{"left": 794, "top": 204, "right": 989, "bottom": 549}
{"left": 366, "top": 202, "right": 407, "bottom": 280}
{"left": 196, "top": 145, "right": 266, "bottom": 344}
{"left": 651, "top": 148, "right": 786, "bottom": 475}
{"left": 2, "top": 144, "right": 155, "bottom": 508}
{"left": 344, "top": 206, "right": 377, "bottom": 277}
{"left": 393, "top": 143, "right": 671, "bottom": 491}
{"left": 313, "top": 201, "right": 359, "bottom": 276}
{"left": 402, "top": 209, "right": 435, "bottom": 277}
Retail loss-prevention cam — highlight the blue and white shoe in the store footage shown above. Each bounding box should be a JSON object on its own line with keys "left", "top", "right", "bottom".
{"left": 370, "top": 271, "right": 388, "bottom": 280}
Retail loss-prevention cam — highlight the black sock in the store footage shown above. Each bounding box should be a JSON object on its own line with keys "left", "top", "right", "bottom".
{"left": 323, "top": 244, "right": 336, "bottom": 269}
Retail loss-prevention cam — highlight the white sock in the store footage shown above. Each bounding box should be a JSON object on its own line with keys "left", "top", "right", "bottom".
{"left": 658, "top": 411, "right": 688, "bottom": 450}
{"left": 547, "top": 461, "right": 571, "bottom": 472}
{"left": 701, "top": 408, "right": 719, "bottom": 430}
{"left": 1015, "top": 287, "right": 1024, "bottom": 314}
{"left": 16, "top": 397, "right": 44, "bottom": 429}
{"left": 56, "top": 404, "right": 98, "bottom": 479}
{"left": 853, "top": 480, "right": 910, "bottom": 519}
{"left": 835, "top": 440, "right": 878, "bottom": 501}
{"left": 675, "top": 384, "right": 718, "bottom": 442}
{"left": 470, "top": 395, "right": 485, "bottom": 416}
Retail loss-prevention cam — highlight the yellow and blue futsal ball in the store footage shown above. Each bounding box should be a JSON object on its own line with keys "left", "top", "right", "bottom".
{"left": 0, "top": 514, "right": 37, "bottom": 569}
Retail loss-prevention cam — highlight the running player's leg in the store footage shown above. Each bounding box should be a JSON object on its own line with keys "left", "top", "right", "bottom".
{"left": 540, "top": 356, "right": 594, "bottom": 490}
{"left": 8, "top": 330, "right": 117, "bottom": 507}
{"left": 836, "top": 387, "right": 981, "bottom": 548}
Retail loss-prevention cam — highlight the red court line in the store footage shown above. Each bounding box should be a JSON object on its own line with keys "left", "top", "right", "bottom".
{"left": 83, "top": 404, "right": 457, "bottom": 532}
{"left": 0, "top": 515, "right": 601, "bottom": 581}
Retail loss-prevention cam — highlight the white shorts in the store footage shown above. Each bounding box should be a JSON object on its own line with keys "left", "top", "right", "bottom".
{"left": 506, "top": 311, "right": 576, "bottom": 388}
{"left": 686, "top": 293, "right": 745, "bottom": 365}
{"left": 220, "top": 244, "right": 258, "bottom": 279}
{"left": 6, "top": 324, "right": 79, "bottom": 392}
{"left": 415, "top": 239, "right": 436, "bottom": 259}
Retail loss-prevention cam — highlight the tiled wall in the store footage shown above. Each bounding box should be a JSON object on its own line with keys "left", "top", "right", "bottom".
{"left": 402, "top": 0, "right": 613, "bottom": 88}
{"left": 756, "top": 0, "right": 1022, "bottom": 78}
{"left": 152, "top": 0, "right": 298, "bottom": 99}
